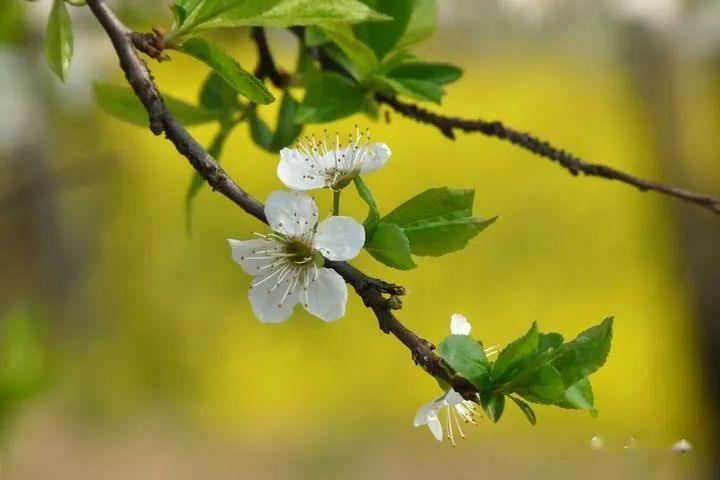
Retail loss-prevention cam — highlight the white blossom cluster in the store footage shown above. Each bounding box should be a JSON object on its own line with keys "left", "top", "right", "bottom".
{"left": 228, "top": 128, "right": 390, "bottom": 323}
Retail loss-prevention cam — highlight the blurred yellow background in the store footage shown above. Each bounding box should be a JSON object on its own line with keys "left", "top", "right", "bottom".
{"left": 1, "top": 1, "right": 718, "bottom": 479}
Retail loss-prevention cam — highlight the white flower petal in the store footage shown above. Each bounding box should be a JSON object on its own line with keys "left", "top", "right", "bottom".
{"left": 427, "top": 413, "right": 443, "bottom": 441}
{"left": 443, "top": 389, "right": 465, "bottom": 406}
{"left": 413, "top": 393, "right": 447, "bottom": 424}
{"left": 277, "top": 148, "right": 326, "bottom": 191}
{"left": 413, "top": 401, "right": 438, "bottom": 427}
{"left": 450, "top": 313, "right": 472, "bottom": 335}
{"left": 228, "top": 239, "right": 279, "bottom": 275}
{"left": 318, "top": 151, "right": 337, "bottom": 171}
{"left": 313, "top": 216, "right": 365, "bottom": 261}
{"left": 265, "top": 190, "right": 318, "bottom": 237}
{"left": 359, "top": 142, "right": 391, "bottom": 174}
{"left": 248, "top": 272, "right": 301, "bottom": 324}
{"left": 303, "top": 267, "right": 348, "bottom": 322}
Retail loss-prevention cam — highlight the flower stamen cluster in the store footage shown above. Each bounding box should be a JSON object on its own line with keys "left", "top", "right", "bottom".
{"left": 229, "top": 190, "right": 365, "bottom": 323}
{"left": 278, "top": 126, "right": 391, "bottom": 191}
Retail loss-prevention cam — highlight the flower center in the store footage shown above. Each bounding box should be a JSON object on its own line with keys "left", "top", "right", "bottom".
{"left": 293, "top": 126, "right": 372, "bottom": 191}
{"left": 280, "top": 238, "right": 325, "bottom": 267}
{"left": 283, "top": 239, "right": 314, "bottom": 265}
{"left": 325, "top": 167, "right": 360, "bottom": 190}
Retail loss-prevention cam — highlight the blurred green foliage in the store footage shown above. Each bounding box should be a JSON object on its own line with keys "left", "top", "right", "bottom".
{"left": 0, "top": 0, "right": 26, "bottom": 46}
{"left": 0, "top": 306, "right": 50, "bottom": 441}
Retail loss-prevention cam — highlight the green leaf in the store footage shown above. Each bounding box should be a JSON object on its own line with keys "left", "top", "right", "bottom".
{"left": 516, "top": 365, "right": 565, "bottom": 404}
{"left": 538, "top": 332, "right": 564, "bottom": 353}
{"left": 249, "top": 111, "right": 273, "bottom": 152}
{"left": 387, "top": 62, "right": 462, "bottom": 85}
{"left": 364, "top": 223, "right": 416, "bottom": 270}
{"left": 178, "top": 0, "right": 390, "bottom": 34}
{"left": 354, "top": 177, "right": 380, "bottom": 237}
{"left": 295, "top": 73, "right": 366, "bottom": 123}
{"left": 44, "top": 0, "right": 73, "bottom": 82}
{"left": 270, "top": 91, "right": 303, "bottom": 151}
{"left": 198, "top": 71, "right": 238, "bottom": 114}
{"left": 492, "top": 322, "right": 539, "bottom": 382}
{"left": 171, "top": 4, "right": 188, "bottom": 26}
{"left": 172, "top": 0, "right": 249, "bottom": 34}
{"left": 480, "top": 392, "right": 505, "bottom": 423}
{"left": 353, "top": 0, "right": 414, "bottom": 60}
{"left": 171, "top": 0, "right": 207, "bottom": 28}
{"left": 438, "top": 335, "right": 490, "bottom": 391}
{"left": 185, "top": 124, "right": 234, "bottom": 233}
{"left": 377, "top": 62, "right": 462, "bottom": 103}
{"left": 364, "top": 95, "right": 380, "bottom": 120}
{"left": 493, "top": 332, "right": 562, "bottom": 389}
{"left": 509, "top": 396, "right": 536, "bottom": 425}
{"left": 305, "top": 26, "right": 329, "bottom": 46}
{"left": 179, "top": 38, "right": 274, "bottom": 104}
{"left": 376, "top": 75, "right": 444, "bottom": 104}
{"left": 552, "top": 317, "right": 613, "bottom": 387}
{"left": 317, "top": 43, "right": 359, "bottom": 80}
{"left": 381, "top": 187, "right": 497, "bottom": 257}
{"left": 557, "top": 377, "right": 596, "bottom": 414}
{"left": 0, "top": 307, "right": 48, "bottom": 402}
{"left": 0, "top": 0, "right": 27, "bottom": 46}
{"left": 320, "top": 24, "right": 378, "bottom": 81}
{"left": 94, "top": 84, "right": 222, "bottom": 127}
{"left": 376, "top": 50, "right": 417, "bottom": 76}
{"left": 396, "top": 0, "right": 437, "bottom": 49}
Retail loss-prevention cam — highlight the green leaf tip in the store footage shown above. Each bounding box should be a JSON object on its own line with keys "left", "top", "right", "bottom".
{"left": 381, "top": 187, "right": 497, "bottom": 257}
{"left": 44, "top": 0, "right": 73, "bottom": 82}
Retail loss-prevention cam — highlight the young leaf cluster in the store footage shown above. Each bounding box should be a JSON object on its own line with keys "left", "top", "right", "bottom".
{"left": 87, "top": 0, "right": 462, "bottom": 231}
{"left": 298, "top": 0, "right": 463, "bottom": 122}
{"left": 437, "top": 318, "right": 614, "bottom": 424}
{"left": 356, "top": 181, "right": 496, "bottom": 270}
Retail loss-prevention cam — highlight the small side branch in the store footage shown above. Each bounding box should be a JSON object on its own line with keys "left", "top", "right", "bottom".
{"left": 251, "top": 27, "right": 288, "bottom": 88}
{"left": 376, "top": 93, "right": 720, "bottom": 216}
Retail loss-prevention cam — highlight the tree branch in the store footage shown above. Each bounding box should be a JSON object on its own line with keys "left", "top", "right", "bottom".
{"left": 85, "top": 0, "right": 477, "bottom": 400}
{"left": 248, "top": 25, "right": 719, "bottom": 217}
{"left": 375, "top": 93, "right": 720, "bottom": 216}
{"left": 250, "top": 27, "right": 288, "bottom": 88}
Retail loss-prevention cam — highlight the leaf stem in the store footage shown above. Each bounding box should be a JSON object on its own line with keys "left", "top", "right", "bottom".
{"left": 332, "top": 189, "right": 341, "bottom": 216}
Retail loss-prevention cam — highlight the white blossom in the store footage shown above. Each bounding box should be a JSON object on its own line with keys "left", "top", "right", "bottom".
{"left": 228, "top": 190, "right": 364, "bottom": 323}
{"left": 413, "top": 389, "right": 481, "bottom": 445}
{"left": 413, "top": 314, "right": 499, "bottom": 444}
{"left": 277, "top": 127, "right": 391, "bottom": 191}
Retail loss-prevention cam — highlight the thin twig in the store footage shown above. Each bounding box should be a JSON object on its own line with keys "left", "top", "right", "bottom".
{"left": 251, "top": 27, "right": 288, "bottom": 88}
{"left": 85, "top": 0, "right": 477, "bottom": 400}
{"left": 251, "top": 26, "right": 720, "bottom": 217}
{"left": 375, "top": 93, "right": 720, "bottom": 216}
